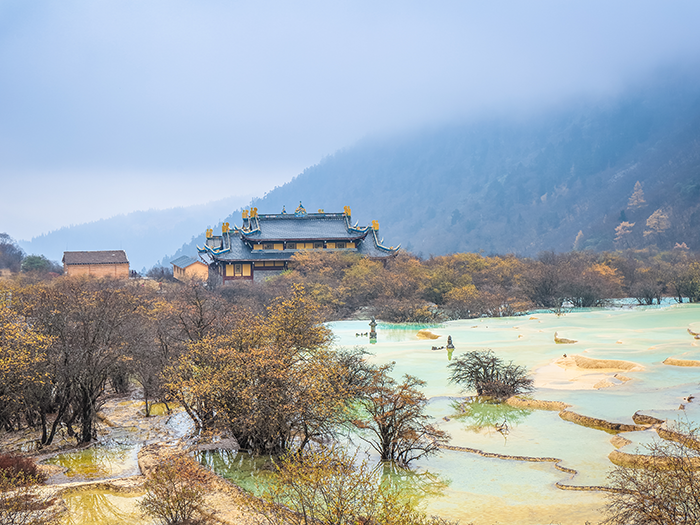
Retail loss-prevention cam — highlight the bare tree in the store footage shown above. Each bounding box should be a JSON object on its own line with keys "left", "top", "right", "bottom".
{"left": 352, "top": 364, "right": 449, "bottom": 466}
{"left": 448, "top": 349, "right": 533, "bottom": 400}
{"left": 603, "top": 424, "right": 700, "bottom": 525}
{"left": 19, "top": 277, "right": 144, "bottom": 443}
{"left": 139, "top": 455, "right": 211, "bottom": 525}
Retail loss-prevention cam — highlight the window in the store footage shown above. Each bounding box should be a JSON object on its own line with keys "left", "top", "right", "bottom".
{"left": 286, "top": 242, "right": 296, "bottom": 249}
{"left": 263, "top": 243, "right": 273, "bottom": 250}
{"left": 234, "top": 264, "right": 242, "bottom": 276}
{"left": 336, "top": 242, "right": 346, "bottom": 249}
{"left": 314, "top": 242, "right": 324, "bottom": 249}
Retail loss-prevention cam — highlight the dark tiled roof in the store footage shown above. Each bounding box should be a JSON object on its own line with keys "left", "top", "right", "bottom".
{"left": 241, "top": 215, "right": 363, "bottom": 241}
{"left": 357, "top": 230, "right": 400, "bottom": 257}
{"left": 199, "top": 210, "right": 399, "bottom": 263}
{"left": 63, "top": 250, "right": 129, "bottom": 265}
{"left": 208, "top": 230, "right": 397, "bottom": 262}
{"left": 209, "top": 234, "right": 291, "bottom": 262}
{"left": 170, "top": 256, "right": 203, "bottom": 268}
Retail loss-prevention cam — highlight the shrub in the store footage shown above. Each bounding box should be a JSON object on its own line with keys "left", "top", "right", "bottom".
{"left": 139, "top": 456, "right": 211, "bottom": 525}
{"left": 246, "top": 445, "right": 460, "bottom": 525}
{"left": 603, "top": 423, "right": 700, "bottom": 525}
{"left": 448, "top": 349, "right": 534, "bottom": 400}
{"left": 0, "top": 455, "right": 46, "bottom": 485}
{"left": 0, "top": 471, "right": 62, "bottom": 525}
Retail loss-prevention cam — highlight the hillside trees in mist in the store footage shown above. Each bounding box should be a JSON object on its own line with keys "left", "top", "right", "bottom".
{"left": 161, "top": 73, "right": 700, "bottom": 263}
{"left": 0, "top": 234, "right": 24, "bottom": 272}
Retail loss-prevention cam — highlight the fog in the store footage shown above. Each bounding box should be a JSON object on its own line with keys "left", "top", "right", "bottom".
{"left": 1, "top": 0, "right": 700, "bottom": 240}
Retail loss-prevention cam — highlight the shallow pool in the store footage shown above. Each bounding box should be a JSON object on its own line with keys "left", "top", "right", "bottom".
{"left": 326, "top": 304, "right": 700, "bottom": 523}
{"left": 201, "top": 304, "right": 699, "bottom": 524}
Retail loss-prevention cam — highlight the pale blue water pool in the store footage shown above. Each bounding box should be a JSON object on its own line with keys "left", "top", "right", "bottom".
{"left": 205, "top": 304, "right": 700, "bottom": 524}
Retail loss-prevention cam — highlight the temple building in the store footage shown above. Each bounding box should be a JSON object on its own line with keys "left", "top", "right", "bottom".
{"left": 198, "top": 204, "right": 399, "bottom": 284}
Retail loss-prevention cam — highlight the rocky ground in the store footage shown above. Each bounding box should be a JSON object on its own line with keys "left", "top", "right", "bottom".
{"left": 0, "top": 391, "right": 257, "bottom": 525}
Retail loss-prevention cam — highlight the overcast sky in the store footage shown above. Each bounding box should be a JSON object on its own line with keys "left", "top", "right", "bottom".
{"left": 2, "top": 1, "right": 700, "bottom": 240}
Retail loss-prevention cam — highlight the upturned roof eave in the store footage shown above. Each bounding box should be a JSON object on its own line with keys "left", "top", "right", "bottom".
{"left": 239, "top": 233, "right": 368, "bottom": 243}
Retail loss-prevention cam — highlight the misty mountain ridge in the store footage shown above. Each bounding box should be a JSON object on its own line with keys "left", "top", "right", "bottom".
{"left": 19, "top": 195, "right": 250, "bottom": 272}
{"left": 23, "top": 69, "right": 700, "bottom": 270}
{"left": 179, "top": 70, "right": 699, "bottom": 259}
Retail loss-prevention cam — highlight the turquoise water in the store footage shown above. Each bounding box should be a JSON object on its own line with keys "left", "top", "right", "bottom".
{"left": 201, "top": 304, "right": 700, "bottom": 524}
{"left": 329, "top": 305, "right": 700, "bottom": 523}
{"left": 340, "top": 305, "right": 700, "bottom": 523}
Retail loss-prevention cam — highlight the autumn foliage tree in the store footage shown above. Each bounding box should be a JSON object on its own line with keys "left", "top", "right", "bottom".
{"left": 7, "top": 277, "right": 146, "bottom": 444}
{"left": 167, "top": 285, "right": 363, "bottom": 454}
{"left": 252, "top": 246, "right": 700, "bottom": 321}
{"left": 352, "top": 363, "right": 449, "bottom": 466}
{"left": 0, "top": 303, "right": 53, "bottom": 434}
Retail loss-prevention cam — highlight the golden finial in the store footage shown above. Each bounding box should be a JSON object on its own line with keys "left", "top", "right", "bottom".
{"left": 372, "top": 220, "right": 379, "bottom": 231}
{"left": 222, "top": 222, "right": 230, "bottom": 233}
{"left": 242, "top": 209, "right": 249, "bottom": 219}
{"left": 344, "top": 206, "right": 351, "bottom": 216}
{"left": 206, "top": 228, "right": 213, "bottom": 238}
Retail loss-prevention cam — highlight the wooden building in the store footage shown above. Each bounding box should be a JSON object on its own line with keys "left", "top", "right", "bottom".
{"left": 199, "top": 204, "right": 399, "bottom": 284}
{"left": 62, "top": 250, "right": 130, "bottom": 278}
{"left": 170, "top": 255, "right": 209, "bottom": 281}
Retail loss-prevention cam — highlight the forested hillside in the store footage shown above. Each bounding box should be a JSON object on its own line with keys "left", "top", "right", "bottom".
{"left": 169, "top": 70, "right": 700, "bottom": 261}
{"left": 26, "top": 71, "right": 700, "bottom": 269}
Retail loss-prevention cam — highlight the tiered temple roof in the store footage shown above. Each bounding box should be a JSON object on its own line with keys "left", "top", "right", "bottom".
{"left": 197, "top": 205, "right": 398, "bottom": 282}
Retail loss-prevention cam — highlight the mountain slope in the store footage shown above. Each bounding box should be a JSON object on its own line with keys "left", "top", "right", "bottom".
{"left": 206, "top": 72, "right": 700, "bottom": 257}
{"left": 20, "top": 195, "right": 249, "bottom": 271}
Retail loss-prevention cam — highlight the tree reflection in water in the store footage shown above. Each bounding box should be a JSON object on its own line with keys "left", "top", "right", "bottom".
{"left": 375, "top": 460, "right": 450, "bottom": 507}
{"left": 46, "top": 441, "right": 135, "bottom": 479}
{"left": 63, "top": 489, "right": 144, "bottom": 525}
{"left": 197, "top": 450, "right": 276, "bottom": 494}
{"left": 452, "top": 397, "right": 532, "bottom": 440}
{"left": 198, "top": 448, "right": 449, "bottom": 510}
